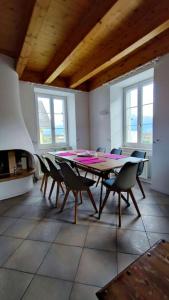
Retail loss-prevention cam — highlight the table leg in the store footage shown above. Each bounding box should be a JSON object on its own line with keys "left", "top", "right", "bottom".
{"left": 98, "top": 176, "right": 103, "bottom": 219}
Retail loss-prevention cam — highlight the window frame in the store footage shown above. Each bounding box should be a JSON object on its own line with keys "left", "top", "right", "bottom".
{"left": 123, "top": 78, "right": 153, "bottom": 149}
{"left": 35, "top": 92, "right": 68, "bottom": 149}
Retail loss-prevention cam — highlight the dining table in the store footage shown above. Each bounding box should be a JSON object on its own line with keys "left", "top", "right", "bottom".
{"left": 48, "top": 150, "right": 148, "bottom": 219}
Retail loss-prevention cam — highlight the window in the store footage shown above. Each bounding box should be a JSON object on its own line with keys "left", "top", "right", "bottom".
{"left": 123, "top": 79, "right": 153, "bottom": 148}
{"left": 36, "top": 93, "right": 68, "bottom": 147}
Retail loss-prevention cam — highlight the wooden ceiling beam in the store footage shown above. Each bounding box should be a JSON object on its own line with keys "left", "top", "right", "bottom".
{"left": 70, "top": 19, "right": 169, "bottom": 88}
{"left": 89, "top": 29, "right": 169, "bottom": 91}
{"left": 44, "top": 0, "right": 118, "bottom": 84}
{"left": 16, "top": 0, "right": 51, "bottom": 78}
{"left": 21, "top": 69, "right": 67, "bottom": 88}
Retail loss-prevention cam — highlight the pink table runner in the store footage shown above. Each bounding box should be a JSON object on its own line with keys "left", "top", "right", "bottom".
{"left": 57, "top": 151, "right": 76, "bottom": 156}
{"left": 74, "top": 157, "right": 106, "bottom": 165}
{"left": 104, "top": 153, "right": 127, "bottom": 160}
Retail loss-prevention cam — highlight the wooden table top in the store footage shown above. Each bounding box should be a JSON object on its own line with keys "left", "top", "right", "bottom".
{"left": 48, "top": 150, "right": 148, "bottom": 172}
{"left": 96, "top": 240, "right": 169, "bottom": 300}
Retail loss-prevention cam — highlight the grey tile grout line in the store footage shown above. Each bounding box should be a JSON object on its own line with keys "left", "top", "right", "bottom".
{"left": 68, "top": 222, "right": 90, "bottom": 300}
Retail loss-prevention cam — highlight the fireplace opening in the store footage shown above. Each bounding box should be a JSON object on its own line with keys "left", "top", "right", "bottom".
{"left": 0, "top": 150, "right": 34, "bottom": 181}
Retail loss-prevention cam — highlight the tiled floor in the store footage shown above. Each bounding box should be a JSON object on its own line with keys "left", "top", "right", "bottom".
{"left": 0, "top": 179, "right": 169, "bottom": 299}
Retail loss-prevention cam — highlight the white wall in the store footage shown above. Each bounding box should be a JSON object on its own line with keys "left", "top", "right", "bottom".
{"left": 89, "top": 85, "right": 111, "bottom": 151}
{"left": 110, "top": 86, "right": 123, "bottom": 148}
{"left": 0, "top": 54, "right": 34, "bottom": 153}
{"left": 19, "top": 82, "right": 90, "bottom": 152}
{"left": 75, "top": 92, "right": 90, "bottom": 149}
{"left": 152, "top": 53, "right": 169, "bottom": 194}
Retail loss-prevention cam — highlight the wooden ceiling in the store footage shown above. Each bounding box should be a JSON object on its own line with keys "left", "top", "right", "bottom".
{"left": 1, "top": 0, "right": 169, "bottom": 91}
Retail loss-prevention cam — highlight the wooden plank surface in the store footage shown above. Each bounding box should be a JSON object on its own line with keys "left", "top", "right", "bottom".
{"left": 49, "top": 151, "right": 148, "bottom": 172}
{"left": 96, "top": 240, "right": 169, "bottom": 300}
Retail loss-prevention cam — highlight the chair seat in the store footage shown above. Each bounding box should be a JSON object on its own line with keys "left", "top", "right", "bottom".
{"left": 78, "top": 176, "right": 95, "bottom": 187}
{"left": 103, "top": 176, "right": 116, "bottom": 188}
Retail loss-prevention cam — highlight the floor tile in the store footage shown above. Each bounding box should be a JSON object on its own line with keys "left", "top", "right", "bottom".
{"left": 147, "top": 232, "right": 169, "bottom": 246}
{"left": 142, "top": 215, "right": 169, "bottom": 233}
{"left": 0, "top": 217, "right": 17, "bottom": 234}
{"left": 0, "top": 236, "right": 23, "bottom": 266}
{"left": 4, "top": 219, "right": 38, "bottom": 239}
{"left": 139, "top": 203, "right": 169, "bottom": 217}
{"left": 4, "top": 240, "right": 50, "bottom": 273}
{"left": 22, "top": 275, "right": 72, "bottom": 300}
{"left": 3, "top": 205, "right": 28, "bottom": 218}
{"left": 21, "top": 206, "right": 49, "bottom": 220}
{"left": 55, "top": 224, "right": 88, "bottom": 247}
{"left": 0, "top": 268, "right": 32, "bottom": 300}
{"left": 117, "top": 252, "right": 138, "bottom": 273}
{"left": 119, "top": 214, "right": 145, "bottom": 231}
{"left": 46, "top": 208, "right": 90, "bottom": 225}
{"left": 70, "top": 283, "right": 98, "bottom": 300}
{"left": 28, "top": 220, "right": 62, "bottom": 242}
{"left": 117, "top": 229, "right": 150, "bottom": 254}
{"left": 38, "top": 244, "right": 82, "bottom": 281}
{"left": 85, "top": 226, "right": 117, "bottom": 251}
{"left": 76, "top": 248, "right": 117, "bottom": 287}
{"left": 0, "top": 203, "right": 11, "bottom": 216}
{"left": 89, "top": 213, "right": 117, "bottom": 228}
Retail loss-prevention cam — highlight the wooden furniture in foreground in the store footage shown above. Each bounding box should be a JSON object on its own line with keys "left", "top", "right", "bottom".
{"left": 96, "top": 240, "right": 169, "bottom": 300}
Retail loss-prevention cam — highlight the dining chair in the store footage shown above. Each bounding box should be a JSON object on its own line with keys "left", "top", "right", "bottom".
{"left": 100, "top": 162, "right": 141, "bottom": 227}
{"left": 34, "top": 154, "right": 50, "bottom": 197}
{"left": 58, "top": 162, "right": 98, "bottom": 224}
{"left": 45, "top": 157, "right": 64, "bottom": 207}
{"left": 85, "top": 147, "right": 106, "bottom": 185}
{"left": 131, "top": 150, "right": 146, "bottom": 198}
{"left": 110, "top": 148, "right": 122, "bottom": 155}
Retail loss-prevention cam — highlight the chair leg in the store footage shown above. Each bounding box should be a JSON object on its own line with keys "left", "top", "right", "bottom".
{"left": 48, "top": 179, "right": 55, "bottom": 199}
{"left": 55, "top": 182, "right": 60, "bottom": 208}
{"left": 60, "top": 189, "right": 70, "bottom": 212}
{"left": 129, "top": 189, "right": 141, "bottom": 217}
{"left": 44, "top": 175, "right": 48, "bottom": 197}
{"left": 79, "top": 191, "right": 83, "bottom": 204}
{"left": 74, "top": 191, "right": 78, "bottom": 224}
{"left": 121, "top": 193, "right": 130, "bottom": 207}
{"left": 87, "top": 189, "right": 98, "bottom": 213}
{"left": 96, "top": 176, "right": 101, "bottom": 187}
{"left": 118, "top": 192, "right": 121, "bottom": 227}
{"left": 60, "top": 182, "right": 64, "bottom": 194}
{"left": 100, "top": 189, "right": 110, "bottom": 215}
{"left": 137, "top": 176, "right": 146, "bottom": 199}
{"left": 40, "top": 174, "right": 45, "bottom": 191}
{"left": 84, "top": 171, "right": 88, "bottom": 178}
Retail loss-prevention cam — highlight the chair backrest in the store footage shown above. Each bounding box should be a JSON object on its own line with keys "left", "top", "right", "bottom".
{"left": 114, "top": 162, "right": 138, "bottom": 191}
{"left": 110, "top": 148, "right": 122, "bottom": 155}
{"left": 131, "top": 150, "right": 146, "bottom": 176}
{"left": 45, "top": 157, "right": 63, "bottom": 181}
{"left": 58, "top": 162, "right": 82, "bottom": 190}
{"left": 96, "top": 147, "right": 106, "bottom": 153}
{"left": 34, "top": 154, "right": 49, "bottom": 174}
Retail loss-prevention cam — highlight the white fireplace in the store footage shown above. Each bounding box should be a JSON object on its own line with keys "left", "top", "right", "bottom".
{"left": 0, "top": 54, "right": 34, "bottom": 200}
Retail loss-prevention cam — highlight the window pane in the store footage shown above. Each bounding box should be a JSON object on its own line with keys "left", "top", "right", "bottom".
{"left": 126, "top": 88, "right": 138, "bottom": 108}
{"left": 141, "top": 103, "right": 153, "bottom": 144}
{"left": 54, "top": 114, "right": 66, "bottom": 143}
{"left": 126, "top": 107, "right": 137, "bottom": 127}
{"left": 142, "top": 83, "right": 153, "bottom": 104}
{"left": 126, "top": 126, "right": 137, "bottom": 143}
{"left": 38, "top": 97, "right": 50, "bottom": 113}
{"left": 37, "top": 97, "right": 52, "bottom": 144}
{"left": 54, "top": 99, "right": 64, "bottom": 113}
{"left": 40, "top": 128, "right": 52, "bottom": 144}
